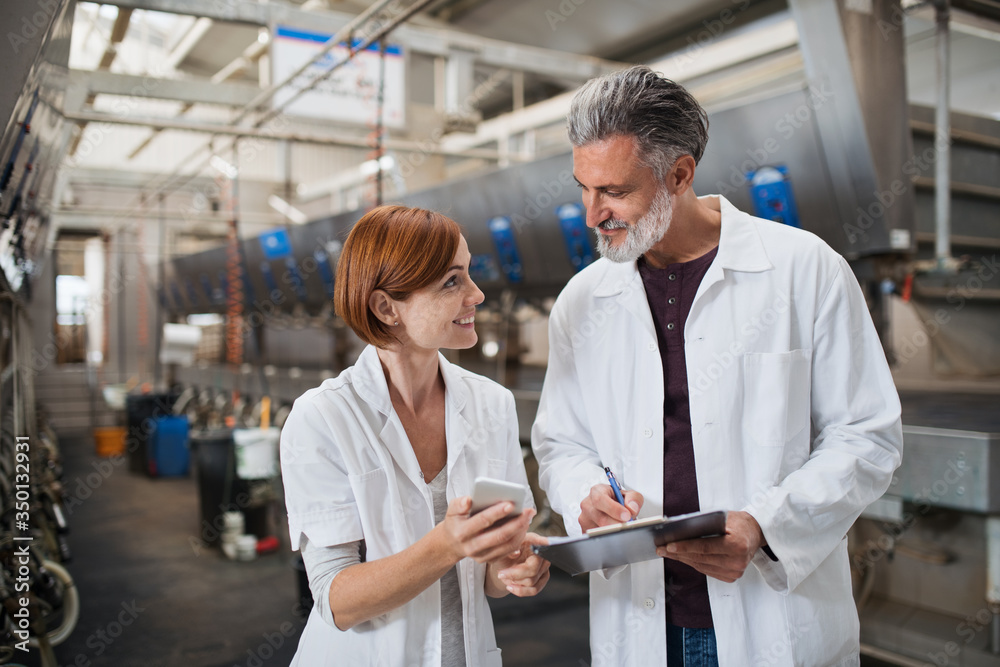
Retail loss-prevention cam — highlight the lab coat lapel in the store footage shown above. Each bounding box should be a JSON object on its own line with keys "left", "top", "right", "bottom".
{"left": 438, "top": 353, "right": 472, "bottom": 480}
{"left": 690, "top": 195, "right": 774, "bottom": 311}
{"left": 592, "top": 260, "right": 656, "bottom": 339}
{"left": 352, "top": 346, "right": 426, "bottom": 490}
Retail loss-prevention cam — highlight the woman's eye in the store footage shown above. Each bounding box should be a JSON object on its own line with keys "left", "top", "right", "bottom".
{"left": 444, "top": 276, "right": 458, "bottom": 288}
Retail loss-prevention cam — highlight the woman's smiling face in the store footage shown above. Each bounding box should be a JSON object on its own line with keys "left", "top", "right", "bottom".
{"left": 392, "top": 235, "right": 484, "bottom": 352}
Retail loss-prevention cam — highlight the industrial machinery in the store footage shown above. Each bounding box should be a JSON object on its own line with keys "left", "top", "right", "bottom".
{"left": 2, "top": 0, "right": 999, "bottom": 664}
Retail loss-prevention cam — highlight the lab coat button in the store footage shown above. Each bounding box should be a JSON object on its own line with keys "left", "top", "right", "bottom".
{"left": 642, "top": 428, "right": 652, "bottom": 438}
{"left": 647, "top": 342, "right": 656, "bottom": 351}
{"left": 644, "top": 598, "right": 655, "bottom": 609}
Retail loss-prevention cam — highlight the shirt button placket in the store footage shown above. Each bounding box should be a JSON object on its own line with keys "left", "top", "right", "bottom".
{"left": 666, "top": 271, "right": 679, "bottom": 338}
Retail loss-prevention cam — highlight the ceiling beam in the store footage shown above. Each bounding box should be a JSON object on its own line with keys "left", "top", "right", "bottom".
{"left": 67, "top": 6, "right": 134, "bottom": 156}
{"left": 68, "top": 69, "right": 261, "bottom": 107}
{"left": 100, "top": 0, "right": 626, "bottom": 82}
{"left": 61, "top": 108, "right": 513, "bottom": 160}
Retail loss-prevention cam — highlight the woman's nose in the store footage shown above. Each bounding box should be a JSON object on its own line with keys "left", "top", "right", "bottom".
{"left": 468, "top": 281, "right": 485, "bottom": 306}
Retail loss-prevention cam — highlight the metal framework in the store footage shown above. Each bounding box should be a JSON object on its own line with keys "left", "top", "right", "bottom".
{"left": 101, "top": 0, "right": 625, "bottom": 82}
{"left": 67, "top": 69, "right": 261, "bottom": 107}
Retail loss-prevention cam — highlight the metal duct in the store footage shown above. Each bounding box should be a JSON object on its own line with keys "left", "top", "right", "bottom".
{"left": 788, "top": 0, "right": 916, "bottom": 258}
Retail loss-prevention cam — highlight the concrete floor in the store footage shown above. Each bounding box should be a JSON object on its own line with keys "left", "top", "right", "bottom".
{"left": 19, "top": 433, "right": 591, "bottom": 667}
{"left": 18, "top": 432, "right": 909, "bottom": 667}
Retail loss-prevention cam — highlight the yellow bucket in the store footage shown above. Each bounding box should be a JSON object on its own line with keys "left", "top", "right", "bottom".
{"left": 93, "top": 427, "right": 126, "bottom": 458}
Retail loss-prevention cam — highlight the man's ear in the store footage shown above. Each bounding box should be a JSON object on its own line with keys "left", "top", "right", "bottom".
{"left": 369, "top": 289, "right": 399, "bottom": 327}
{"left": 667, "top": 155, "right": 697, "bottom": 197}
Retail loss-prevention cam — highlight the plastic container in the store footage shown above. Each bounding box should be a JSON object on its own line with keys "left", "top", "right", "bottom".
{"left": 236, "top": 535, "right": 258, "bottom": 561}
{"left": 222, "top": 511, "right": 244, "bottom": 536}
{"left": 233, "top": 427, "right": 280, "bottom": 479}
{"left": 149, "top": 416, "right": 190, "bottom": 477}
{"left": 93, "top": 427, "right": 126, "bottom": 458}
{"left": 126, "top": 393, "right": 180, "bottom": 475}
{"left": 191, "top": 429, "right": 271, "bottom": 547}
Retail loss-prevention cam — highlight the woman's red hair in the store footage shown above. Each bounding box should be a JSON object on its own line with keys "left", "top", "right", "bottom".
{"left": 334, "top": 205, "right": 461, "bottom": 348}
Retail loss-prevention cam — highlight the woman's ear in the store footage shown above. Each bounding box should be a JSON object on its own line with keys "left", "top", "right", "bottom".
{"left": 369, "top": 289, "right": 400, "bottom": 327}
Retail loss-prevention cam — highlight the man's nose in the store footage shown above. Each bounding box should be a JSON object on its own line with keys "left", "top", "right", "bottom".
{"left": 583, "top": 192, "right": 606, "bottom": 228}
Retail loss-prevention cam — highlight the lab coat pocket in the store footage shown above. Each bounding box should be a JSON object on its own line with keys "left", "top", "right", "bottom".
{"left": 485, "top": 648, "right": 503, "bottom": 667}
{"left": 743, "top": 350, "right": 811, "bottom": 448}
{"left": 347, "top": 467, "right": 395, "bottom": 550}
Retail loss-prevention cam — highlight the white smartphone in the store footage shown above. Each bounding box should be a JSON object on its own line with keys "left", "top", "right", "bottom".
{"left": 469, "top": 477, "right": 527, "bottom": 516}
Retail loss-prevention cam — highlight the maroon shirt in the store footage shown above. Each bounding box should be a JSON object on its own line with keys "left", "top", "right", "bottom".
{"left": 637, "top": 245, "right": 718, "bottom": 629}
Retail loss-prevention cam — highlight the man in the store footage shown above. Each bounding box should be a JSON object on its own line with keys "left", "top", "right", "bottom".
{"left": 531, "top": 65, "right": 903, "bottom": 666}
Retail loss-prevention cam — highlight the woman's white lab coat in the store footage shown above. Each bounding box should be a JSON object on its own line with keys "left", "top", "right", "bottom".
{"left": 532, "top": 196, "right": 903, "bottom": 667}
{"left": 281, "top": 345, "right": 532, "bottom": 667}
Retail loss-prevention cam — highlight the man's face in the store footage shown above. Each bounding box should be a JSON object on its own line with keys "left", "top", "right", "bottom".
{"left": 573, "top": 135, "right": 673, "bottom": 263}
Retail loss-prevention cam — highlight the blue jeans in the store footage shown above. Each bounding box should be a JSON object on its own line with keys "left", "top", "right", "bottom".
{"left": 666, "top": 623, "right": 719, "bottom": 667}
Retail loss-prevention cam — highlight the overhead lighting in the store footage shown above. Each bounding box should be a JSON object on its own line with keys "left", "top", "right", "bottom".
{"left": 268, "top": 195, "right": 308, "bottom": 224}
{"left": 359, "top": 154, "right": 396, "bottom": 176}
{"left": 295, "top": 154, "right": 398, "bottom": 202}
{"left": 210, "top": 155, "right": 238, "bottom": 179}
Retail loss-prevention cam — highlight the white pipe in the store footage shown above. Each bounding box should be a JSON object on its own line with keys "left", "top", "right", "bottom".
{"left": 860, "top": 642, "right": 938, "bottom": 667}
{"left": 988, "top": 516, "right": 1000, "bottom": 653}
{"left": 934, "top": 0, "right": 952, "bottom": 269}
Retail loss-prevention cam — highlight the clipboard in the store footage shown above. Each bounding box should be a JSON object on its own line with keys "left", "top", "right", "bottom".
{"left": 531, "top": 510, "right": 727, "bottom": 576}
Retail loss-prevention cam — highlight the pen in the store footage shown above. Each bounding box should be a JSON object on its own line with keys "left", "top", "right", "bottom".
{"left": 604, "top": 466, "right": 628, "bottom": 514}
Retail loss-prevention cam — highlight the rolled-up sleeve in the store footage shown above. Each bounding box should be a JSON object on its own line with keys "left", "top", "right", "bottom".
{"left": 300, "top": 536, "right": 362, "bottom": 628}
{"left": 280, "top": 395, "right": 364, "bottom": 551}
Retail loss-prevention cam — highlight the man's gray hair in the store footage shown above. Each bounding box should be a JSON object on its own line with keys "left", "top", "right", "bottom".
{"left": 567, "top": 65, "right": 709, "bottom": 180}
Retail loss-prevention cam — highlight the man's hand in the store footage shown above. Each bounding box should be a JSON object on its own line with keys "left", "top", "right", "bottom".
{"left": 578, "top": 484, "right": 644, "bottom": 532}
{"left": 656, "top": 511, "right": 766, "bottom": 583}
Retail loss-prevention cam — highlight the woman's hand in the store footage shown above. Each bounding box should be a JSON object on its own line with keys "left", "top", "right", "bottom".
{"left": 491, "top": 532, "right": 551, "bottom": 597}
{"left": 438, "top": 497, "right": 533, "bottom": 564}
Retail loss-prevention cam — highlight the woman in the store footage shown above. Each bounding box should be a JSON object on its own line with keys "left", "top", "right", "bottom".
{"left": 281, "top": 205, "right": 550, "bottom": 666}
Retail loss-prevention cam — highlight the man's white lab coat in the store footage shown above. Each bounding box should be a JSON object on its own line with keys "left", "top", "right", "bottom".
{"left": 282, "top": 345, "right": 531, "bottom": 666}
{"left": 532, "top": 195, "right": 902, "bottom": 666}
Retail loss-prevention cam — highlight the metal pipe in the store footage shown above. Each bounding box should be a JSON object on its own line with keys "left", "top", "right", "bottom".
{"left": 138, "top": 0, "right": 406, "bottom": 195}
{"left": 988, "top": 516, "right": 1000, "bottom": 653}
{"left": 233, "top": 0, "right": 401, "bottom": 127}
{"left": 860, "top": 642, "right": 942, "bottom": 667}
{"left": 59, "top": 109, "right": 508, "bottom": 160}
{"left": 117, "top": 233, "right": 126, "bottom": 383}
{"left": 154, "top": 193, "right": 165, "bottom": 390}
{"left": 934, "top": 0, "right": 952, "bottom": 270}
{"left": 143, "top": 0, "right": 438, "bottom": 208}
{"left": 993, "top": 611, "right": 1000, "bottom": 654}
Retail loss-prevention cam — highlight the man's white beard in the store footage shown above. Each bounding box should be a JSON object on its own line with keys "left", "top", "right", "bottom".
{"left": 595, "top": 188, "right": 673, "bottom": 264}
